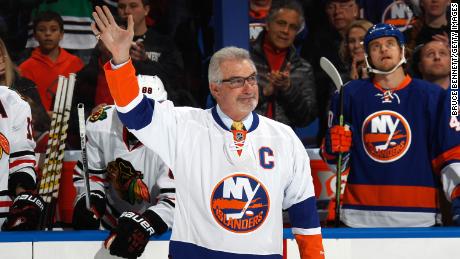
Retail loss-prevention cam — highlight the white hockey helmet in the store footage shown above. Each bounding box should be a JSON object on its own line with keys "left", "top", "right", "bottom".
{"left": 137, "top": 74, "right": 168, "bottom": 102}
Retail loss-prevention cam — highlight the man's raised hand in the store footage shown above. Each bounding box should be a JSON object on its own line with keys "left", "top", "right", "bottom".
{"left": 91, "top": 6, "right": 134, "bottom": 65}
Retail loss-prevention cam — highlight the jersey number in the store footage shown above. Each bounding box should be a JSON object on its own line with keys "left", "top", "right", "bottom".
{"left": 450, "top": 116, "right": 460, "bottom": 132}
{"left": 27, "top": 117, "right": 33, "bottom": 140}
{"left": 142, "top": 87, "right": 153, "bottom": 94}
{"left": 0, "top": 99, "right": 7, "bottom": 118}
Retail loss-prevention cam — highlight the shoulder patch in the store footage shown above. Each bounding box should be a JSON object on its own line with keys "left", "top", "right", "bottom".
{"left": 89, "top": 106, "right": 111, "bottom": 122}
{"left": 0, "top": 132, "right": 10, "bottom": 159}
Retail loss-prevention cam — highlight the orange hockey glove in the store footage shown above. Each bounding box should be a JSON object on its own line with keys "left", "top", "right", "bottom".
{"left": 325, "top": 125, "right": 352, "bottom": 154}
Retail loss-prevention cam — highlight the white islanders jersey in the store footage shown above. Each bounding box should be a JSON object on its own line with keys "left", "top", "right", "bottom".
{"left": 116, "top": 98, "right": 321, "bottom": 257}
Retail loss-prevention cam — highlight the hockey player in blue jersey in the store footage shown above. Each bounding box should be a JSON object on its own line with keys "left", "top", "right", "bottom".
{"left": 91, "top": 5, "right": 324, "bottom": 259}
{"left": 322, "top": 23, "right": 460, "bottom": 227}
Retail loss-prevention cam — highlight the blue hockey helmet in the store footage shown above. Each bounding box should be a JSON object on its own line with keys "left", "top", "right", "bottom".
{"left": 363, "top": 23, "right": 407, "bottom": 75}
{"left": 363, "top": 23, "right": 405, "bottom": 51}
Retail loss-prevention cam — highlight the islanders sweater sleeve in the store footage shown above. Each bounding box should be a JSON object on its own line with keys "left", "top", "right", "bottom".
{"left": 103, "top": 60, "right": 178, "bottom": 171}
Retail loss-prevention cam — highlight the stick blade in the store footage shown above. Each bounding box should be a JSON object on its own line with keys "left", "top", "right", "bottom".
{"left": 320, "top": 57, "right": 343, "bottom": 91}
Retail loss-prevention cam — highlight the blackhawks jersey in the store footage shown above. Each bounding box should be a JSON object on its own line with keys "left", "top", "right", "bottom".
{"left": 103, "top": 61, "right": 323, "bottom": 258}
{"left": 0, "top": 87, "right": 36, "bottom": 227}
{"left": 324, "top": 75, "right": 460, "bottom": 227}
{"left": 72, "top": 105, "right": 175, "bottom": 230}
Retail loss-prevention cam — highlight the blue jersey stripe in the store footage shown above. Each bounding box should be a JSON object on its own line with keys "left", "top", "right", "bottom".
{"left": 211, "top": 107, "right": 260, "bottom": 132}
{"left": 212, "top": 107, "right": 229, "bottom": 130}
{"left": 248, "top": 111, "right": 260, "bottom": 132}
{"left": 169, "top": 241, "right": 282, "bottom": 259}
{"left": 117, "top": 97, "right": 155, "bottom": 130}
{"left": 288, "top": 196, "right": 321, "bottom": 229}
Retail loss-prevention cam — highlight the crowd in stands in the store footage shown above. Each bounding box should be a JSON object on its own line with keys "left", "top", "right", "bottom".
{"left": 0, "top": 0, "right": 456, "bottom": 237}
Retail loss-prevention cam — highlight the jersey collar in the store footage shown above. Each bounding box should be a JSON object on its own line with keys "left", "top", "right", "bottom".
{"left": 374, "top": 74, "right": 412, "bottom": 92}
{"left": 212, "top": 105, "right": 259, "bottom": 132}
{"left": 122, "top": 127, "right": 143, "bottom": 151}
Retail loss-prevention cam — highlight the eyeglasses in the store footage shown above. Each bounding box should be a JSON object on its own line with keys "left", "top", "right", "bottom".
{"left": 326, "top": 2, "right": 355, "bottom": 13}
{"left": 219, "top": 73, "right": 257, "bottom": 88}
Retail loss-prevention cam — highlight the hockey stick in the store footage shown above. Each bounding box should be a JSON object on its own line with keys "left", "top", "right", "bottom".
{"left": 39, "top": 76, "right": 66, "bottom": 197}
{"left": 226, "top": 183, "right": 260, "bottom": 220}
{"left": 376, "top": 119, "right": 400, "bottom": 151}
{"left": 320, "top": 57, "right": 344, "bottom": 227}
{"left": 320, "top": 57, "right": 343, "bottom": 91}
{"left": 38, "top": 75, "right": 67, "bottom": 229}
{"left": 78, "top": 103, "right": 91, "bottom": 210}
{"left": 38, "top": 74, "right": 76, "bottom": 229}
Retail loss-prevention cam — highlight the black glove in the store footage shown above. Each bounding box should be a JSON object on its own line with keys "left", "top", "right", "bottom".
{"left": 2, "top": 192, "right": 45, "bottom": 231}
{"left": 72, "top": 191, "right": 107, "bottom": 230}
{"left": 105, "top": 211, "right": 156, "bottom": 258}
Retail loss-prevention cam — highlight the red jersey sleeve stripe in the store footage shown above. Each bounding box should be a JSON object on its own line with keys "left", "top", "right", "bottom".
{"left": 0, "top": 201, "right": 13, "bottom": 207}
{"left": 9, "top": 159, "right": 36, "bottom": 168}
{"left": 89, "top": 176, "right": 105, "bottom": 183}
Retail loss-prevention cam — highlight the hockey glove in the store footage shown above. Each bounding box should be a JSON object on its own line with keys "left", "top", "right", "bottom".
{"left": 2, "top": 192, "right": 45, "bottom": 231}
{"left": 452, "top": 197, "right": 460, "bottom": 226}
{"left": 325, "top": 125, "right": 352, "bottom": 154}
{"left": 72, "top": 191, "right": 107, "bottom": 230}
{"left": 106, "top": 158, "right": 150, "bottom": 205}
{"left": 105, "top": 210, "right": 157, "bottom": 258}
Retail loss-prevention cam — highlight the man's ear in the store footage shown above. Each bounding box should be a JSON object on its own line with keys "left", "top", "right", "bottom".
{"left": 209, "top": 82, "right": 220, "bottom": 100}
{"left": 265, "top": 21, "right": 270, "bottom": 33}
{"left": 352, "top": 3, "right": 359, "bottom": 18}
{"left": 144, "top": 4, "right": 150, "bottom": 17}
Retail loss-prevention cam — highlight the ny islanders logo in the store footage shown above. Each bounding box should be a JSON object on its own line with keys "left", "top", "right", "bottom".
{"left": 211, "top": 174, "right": 269, "bottom": 233}
{"left": 362, "top": 111, "right": 411, "bottom": 163}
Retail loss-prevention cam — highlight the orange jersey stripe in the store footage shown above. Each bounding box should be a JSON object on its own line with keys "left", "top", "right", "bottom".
{"left": 384, "top": 18, "right": 411, "bottom": 26}
{"left": 374, "top": 75, "right": 412, "bottom": 92}
{"left": 432, "top": 146, "right": 460, "bottom": 174}
{"left": 295, "top": 234, "right": 325, "bottom": 259}
{"left": 103, "top": 60, "right": 139, "bottom": 107}
{"left": 344, "top": 184, "right": 438, "bottom": 208}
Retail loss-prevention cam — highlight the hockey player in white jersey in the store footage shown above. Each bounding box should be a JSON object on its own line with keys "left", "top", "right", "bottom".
{"left": 71, "top": 74, "right": 175, "bottom": 258}
{"left": 92, "top": 6, "right": 324, "bottom": 259}
{"left": 0, "top": 86, "right": 44, "bottom": 231}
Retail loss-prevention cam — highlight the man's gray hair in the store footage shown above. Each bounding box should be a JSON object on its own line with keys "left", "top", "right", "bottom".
{"left": 208, "top": 46, "right": 257, "bottom": 84}
{"left": 266, "top": 0, "right": 305, "bottom": 30}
